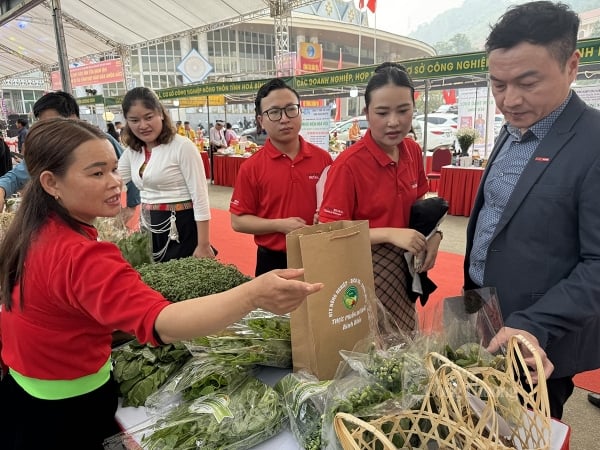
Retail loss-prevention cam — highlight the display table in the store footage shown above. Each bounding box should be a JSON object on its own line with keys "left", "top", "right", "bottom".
{"left": 212, "top": 154, "right": 248, "bottom": 187}
{"left": 200, "top": 151, "right": 210, "bottom": 179}
{"left": 438, "top": 165, "right": 485, "bottom": 217}
{"left": 115, "top": 365, "right": 570, "bottom": 450}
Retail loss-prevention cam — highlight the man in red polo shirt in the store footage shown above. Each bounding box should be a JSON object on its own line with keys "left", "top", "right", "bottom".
{"left": 230, "top": 78, "right": 332, "bottom": 276}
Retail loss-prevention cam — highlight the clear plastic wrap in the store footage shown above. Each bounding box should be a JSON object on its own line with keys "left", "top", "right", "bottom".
{"left": 144, "top": 354, "right": 255, "bottom": 415}
{"left": 184, "top": 310, "right": 292, "bottom": 368}
{"left": 104, "top": 377, "right": 287, "bottom": 450}
{"left": 275, "top": 371, "right": 332, "bottom": 450}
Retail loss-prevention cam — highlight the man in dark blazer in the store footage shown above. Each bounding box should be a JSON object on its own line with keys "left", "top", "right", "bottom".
{"left": 464, "top": 1, "right": 600, "bottom": 419}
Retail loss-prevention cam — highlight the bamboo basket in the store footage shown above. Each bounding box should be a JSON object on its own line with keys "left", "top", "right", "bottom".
{"left": 334, "top": 334, "right": 551, "bottom": 450}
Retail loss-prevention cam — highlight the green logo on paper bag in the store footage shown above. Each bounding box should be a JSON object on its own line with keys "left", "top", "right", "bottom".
{"left": 343, "top": 285, "right": 359, "bottom": 310}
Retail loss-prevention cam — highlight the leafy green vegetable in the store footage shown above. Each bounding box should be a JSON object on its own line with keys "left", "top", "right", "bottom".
{"left": 116, "top": 231, "right": 152, "bottom": 268}
{"left": 444, "top": 342, "right": 505, "bottom": 370}
{"left": 136, "top": 256, "right": 252, "bottom": 301}
{"left": 185, "top": 311, "right": 293, "bottom": 368}
{"left": 141, "top": 377, "right": 286, "bottom": 450}
{"left": 112, "top": 340, "right": 191, "bottom": 407}
{"left": 275, "top": 372, "right": 332, "bottom": 450}
{"left": 145, "top": 355, "right": 254, "bottom": 414}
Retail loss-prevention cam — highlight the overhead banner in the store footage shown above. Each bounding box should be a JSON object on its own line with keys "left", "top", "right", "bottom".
{"left": 177, "top": 95, "right": 225, "bottom": 107}
{"left": 149, "top": 38, "right": 600, "bottom": 100}
{"left": 51, "top": 59, "right": 124, "bottom": 90}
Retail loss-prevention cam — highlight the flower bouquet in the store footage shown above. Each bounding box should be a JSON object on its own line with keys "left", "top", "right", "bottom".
{"left": 455, "top": 127, "right": 480, "bottom": 156}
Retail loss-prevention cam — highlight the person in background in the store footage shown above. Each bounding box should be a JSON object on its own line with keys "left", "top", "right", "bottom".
{"left": 106, "top": 122, "right": 120, "bottom": 142}
{"left": 119, "top": 87, "right": 214, "bottom": 262}
{"left": 209, "top": 119, "right": 227, "bottom": 152}
{"left": 347, "top": 117, "right": 361, "bottom": 146}
{"left": 230, "top": 78, "right": 332, "bottom": 276}
{"left": 183, "top": 121, "right": 196, "bottom": 142}
{"left": 0, "top": 118, "right": 323, "bottom": 449}
{"left": 175, "top": 120, "right": 184, "bottom": 136}
{"left": 319, "top": 62, "right": 442, "bottom": 331}
{"left": 16, "top": 118, "right": 28, "bottom": 153}
{"left": 464, "top": 1, "right": 600, "bottom": 419}
{"left": 0, "top": 92, "right": 140, "bottom": 220}
{"left": 114, "top": 121, "right": 124, "bottom": 135}
{"left": 224, "top": 122, "right": 238, "bottom": 146}
{"left": 0, "top": 139, "right": 12, "bottom": 177}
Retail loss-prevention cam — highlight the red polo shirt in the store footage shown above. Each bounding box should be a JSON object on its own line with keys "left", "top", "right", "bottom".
{"left": 319, "top": 130, "right": 428, "bottom": 228}
{"left": 230, "top": 136, "right": 332, "bottom": 251}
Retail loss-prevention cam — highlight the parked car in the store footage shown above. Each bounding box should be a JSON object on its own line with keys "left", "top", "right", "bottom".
{"left": 240, "top": 127, "right": 268, "bottom": 146}
{"left": 415, "top": 113, "right": 458, "bottom": 129}
{"left": 412, "top": 115, "right": 456, "bottom": 152}
{"left": 329, "top": 116, "right": 368, "bottom": 145}
{"left": 435, "top": 104, "right": 458, "bottom": 114}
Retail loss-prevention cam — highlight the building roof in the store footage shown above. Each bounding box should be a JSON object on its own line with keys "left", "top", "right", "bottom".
{"left": 0, "top": 0, "right": 320, "bottom": 80}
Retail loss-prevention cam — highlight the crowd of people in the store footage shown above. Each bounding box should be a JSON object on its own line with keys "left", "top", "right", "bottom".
{"left": 0, "top": 1, "right": 599, "bottom": 447}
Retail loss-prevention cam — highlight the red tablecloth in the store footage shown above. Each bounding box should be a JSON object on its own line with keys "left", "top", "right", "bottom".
{"left": 200, "top": 151, "right": 210, "bottom": 179}
{"left": 212, "top": 155, "right": 247, "bottom": 187}
{"left": 438, "top": 165, "right": 485, "bottom": 216}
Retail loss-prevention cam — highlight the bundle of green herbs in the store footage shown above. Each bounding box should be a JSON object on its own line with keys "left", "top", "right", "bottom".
{"left": 112, "top": 340, "right": 191, "bottom": 407}
{"left": 145, "top": 355, "right": 255, "bottom": 415}
{"left": 275, "top": 371, "right": 332, "bottom": 450}
{"left": 185, "top": 310, "right": 292, "bottom": 368}
{"left": 115, "top": 231, "right": 152, "bottom": 268}
{"left": 136, "top": 256, "right": 252, "bottom": 301}
{"left": 139, "top": 377, "right": 287, "bottom": 450}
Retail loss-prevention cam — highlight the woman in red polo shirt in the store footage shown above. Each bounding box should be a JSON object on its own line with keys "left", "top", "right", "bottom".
{"left": 0, "top": 118, "right": 323, "bottom": 449}
{"left": 119, "top": 87, "right": 214, "bottom": 262}
{"left": 319, "top": 62, "right": 443, "bottom": 331}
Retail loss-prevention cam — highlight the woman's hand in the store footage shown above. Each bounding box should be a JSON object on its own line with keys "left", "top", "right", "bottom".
{"left": 385, "top": 228, "right": 427, "bottom": 255}
{"left": 248, "top": 268, "right": 323, "bottom": 315}
{"left": 193, "top": 243, "right": 216, "bottom": 259}
{"left": 418, "top": 232, "right": 442, "bottom": 272}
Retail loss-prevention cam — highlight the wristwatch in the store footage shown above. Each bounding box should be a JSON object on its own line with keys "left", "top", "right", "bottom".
{"left": 434, "top": 229, "right": 443, "bottom": 240}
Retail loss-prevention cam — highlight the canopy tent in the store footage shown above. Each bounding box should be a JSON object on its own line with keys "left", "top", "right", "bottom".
{"left": 0, "top": 0, "right": 320, "bottom": 80}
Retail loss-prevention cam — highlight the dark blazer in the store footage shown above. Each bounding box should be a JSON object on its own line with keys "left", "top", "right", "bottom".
{"left": 464, "top": 93, "right": 600, "bottom": 378}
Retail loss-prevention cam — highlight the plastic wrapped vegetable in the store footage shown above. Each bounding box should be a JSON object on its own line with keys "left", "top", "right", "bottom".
{"left": 185, "top": 311, "right": 292, "bottom": 368}
{"left": 275, "top": 371, "right": 332, "bottom": 450}
{"left": 112, "top": 340, "right": 191, "bottom": 407}
{"left": 108, "top": 377, "right": 287, "bottom": 450}
{"left": 145, "top": 354, "right": 255, "bottom": 415}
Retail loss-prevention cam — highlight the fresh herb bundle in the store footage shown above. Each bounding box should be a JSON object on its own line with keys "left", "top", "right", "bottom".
{"left": 136, "top": 256, "right": 252, "bottom": 301}
{"left": 141, "top": 377, "right": 286, "bottom": 450}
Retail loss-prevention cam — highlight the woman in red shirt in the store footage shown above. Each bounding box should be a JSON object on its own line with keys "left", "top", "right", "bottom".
{"left": 0, "top": 118, "right": 322, "bottom": 449}
{"left": 319, "top": 62, "right": 443, "bottom": 331}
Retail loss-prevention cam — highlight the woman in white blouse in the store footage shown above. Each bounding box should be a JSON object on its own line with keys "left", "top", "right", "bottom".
{"left": 119, "top": 87, "right": 215, "bottom": 262}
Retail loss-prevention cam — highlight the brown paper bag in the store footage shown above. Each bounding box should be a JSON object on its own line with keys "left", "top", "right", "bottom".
{"left": 287, "top": 220, "right": 377, "bottom": 380}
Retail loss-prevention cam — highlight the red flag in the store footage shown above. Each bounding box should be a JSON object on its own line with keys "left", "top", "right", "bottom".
{"left": 335, "top": 49, "right": 343, "bottom": 122}
{"left": 367, "top": 0, "right": 377, "bottom": 13}
{"left": 442, "top": 89, "right": 456, "bottom": 104}
{"left": 358, "top": 0, "right": 365, "bottom": 9}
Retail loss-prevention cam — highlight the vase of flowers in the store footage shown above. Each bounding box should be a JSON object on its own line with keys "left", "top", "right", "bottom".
{"left": 455, "top": 127, "right": 480, "bottom": 156}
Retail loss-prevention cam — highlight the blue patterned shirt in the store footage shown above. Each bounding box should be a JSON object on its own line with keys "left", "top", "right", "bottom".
{"left": 469, "top": 93, "right": 572, "bottom": 286}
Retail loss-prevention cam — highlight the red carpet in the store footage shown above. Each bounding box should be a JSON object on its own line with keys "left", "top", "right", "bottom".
{"left": 573, "top": 371, "right": 600, "bottom": 394}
